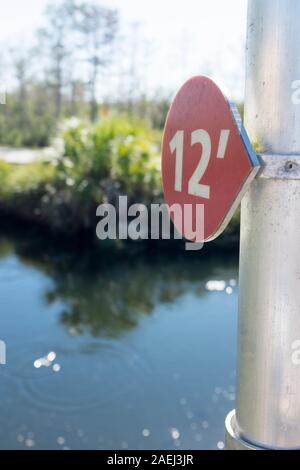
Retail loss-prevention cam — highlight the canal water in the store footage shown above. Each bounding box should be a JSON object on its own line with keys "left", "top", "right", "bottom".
{"left": 0, "top": 226, "right": 238, "bottom": 450}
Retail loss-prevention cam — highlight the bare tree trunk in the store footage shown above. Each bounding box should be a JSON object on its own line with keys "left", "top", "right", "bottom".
{"left": 54, "top": 57, "right": 62, "bottom": 120}
{"left": 89, "top": 56, "right": 98, "bottom": 122}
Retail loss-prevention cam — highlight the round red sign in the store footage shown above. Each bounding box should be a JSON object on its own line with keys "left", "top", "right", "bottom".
{"left": 161, "top": 76, "right": 260, "bottom": 242}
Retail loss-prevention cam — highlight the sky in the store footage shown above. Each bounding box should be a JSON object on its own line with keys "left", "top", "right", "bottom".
{"left": 0, "top": 0, "right": 248, "bottom": 101}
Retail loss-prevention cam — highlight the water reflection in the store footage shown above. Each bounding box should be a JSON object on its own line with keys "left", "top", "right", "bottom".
{"left": 0, "top": 219, "right": 239, "bottom": 450}
{"left": 47, "top": 259, "right": 237, "bottom": 338}
{"left": 0, "top": 219, "right": 238, "bottom": 339}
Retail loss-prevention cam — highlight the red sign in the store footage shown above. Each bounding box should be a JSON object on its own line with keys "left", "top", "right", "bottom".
{"left": 161, "top": 76, "right": 260, "bottom": 242}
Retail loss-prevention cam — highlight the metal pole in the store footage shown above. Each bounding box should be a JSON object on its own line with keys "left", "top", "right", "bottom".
{"left": 226, "top": 0, "right": 300, "bottom": 450}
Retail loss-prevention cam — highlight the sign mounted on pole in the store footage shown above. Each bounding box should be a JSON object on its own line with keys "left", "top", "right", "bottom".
{"left": 161, "top": 76, "right": 260, "bottom": 242}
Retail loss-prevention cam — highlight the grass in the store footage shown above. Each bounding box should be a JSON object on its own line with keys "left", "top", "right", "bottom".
{"left": 0, "top": 160, "right": 55, "bottom": 196}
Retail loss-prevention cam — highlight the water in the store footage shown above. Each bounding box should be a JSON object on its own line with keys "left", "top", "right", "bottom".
{"left": 0, "top": 227, "right": 238, "bottom": 450}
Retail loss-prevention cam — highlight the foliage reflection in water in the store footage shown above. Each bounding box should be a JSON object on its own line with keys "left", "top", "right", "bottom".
{"left": 0, "top": 221, "right": 238, "bottom": 450}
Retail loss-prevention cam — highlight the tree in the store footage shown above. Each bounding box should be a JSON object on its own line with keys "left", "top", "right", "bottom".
{"left": 12, "top": 50, "right": 30, "bottom": 130}
{"left": 37, "top": 0, "right": 77, "bottom": 121}
{"left": 75, "top": 2, "right": 118, "bottom": 122}
{"left": 0, "top": 53, "right": 7, "bottom": 105}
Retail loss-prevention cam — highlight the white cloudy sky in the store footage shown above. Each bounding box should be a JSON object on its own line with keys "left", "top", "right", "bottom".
{"left": 0, "top": 0, "right": 248, "bottom": 100}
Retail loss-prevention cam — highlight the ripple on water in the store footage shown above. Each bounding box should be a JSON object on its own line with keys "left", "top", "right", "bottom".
{"left": 3, "top": 340, "right": 153, "bottom": 413}
{"left": 0, "top": 343, "right": 61, "bottom": 381}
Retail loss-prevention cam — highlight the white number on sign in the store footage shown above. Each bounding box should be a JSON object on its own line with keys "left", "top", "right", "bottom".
{"left": 189, "top": 129, "right": 211, "bottom": 199}
{"left": 169, "top": 130, "right": 184, "bottom": 192}
{"left": 169, "top": 129, "right": 230, "bottom": 199}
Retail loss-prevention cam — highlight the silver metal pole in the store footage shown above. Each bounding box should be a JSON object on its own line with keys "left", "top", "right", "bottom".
{"left": 226, "top": 0, "right": 300, "bottom": 450}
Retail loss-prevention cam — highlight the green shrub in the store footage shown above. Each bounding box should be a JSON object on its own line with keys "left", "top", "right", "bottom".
{"left": 59, "top": 116, "right": 161, "bottom": 205}
{"left": 0, "top": 116, "right": 162, "bottom": 233}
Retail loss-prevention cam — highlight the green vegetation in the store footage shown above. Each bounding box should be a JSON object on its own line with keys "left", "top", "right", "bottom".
{"left": 0, "top": 159, "right": 55, "bottom": 195}
{"left": 61, "top": 116, "right": 161, "bottom": 202}
{"left": 0, "top": 116, "right": 162, "bottom": 234}
{"left": 0, "top": 115, "right": 240, "bottom": 247}
{"left": 0, "top": 88, "right": 57, "bottom": 148}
